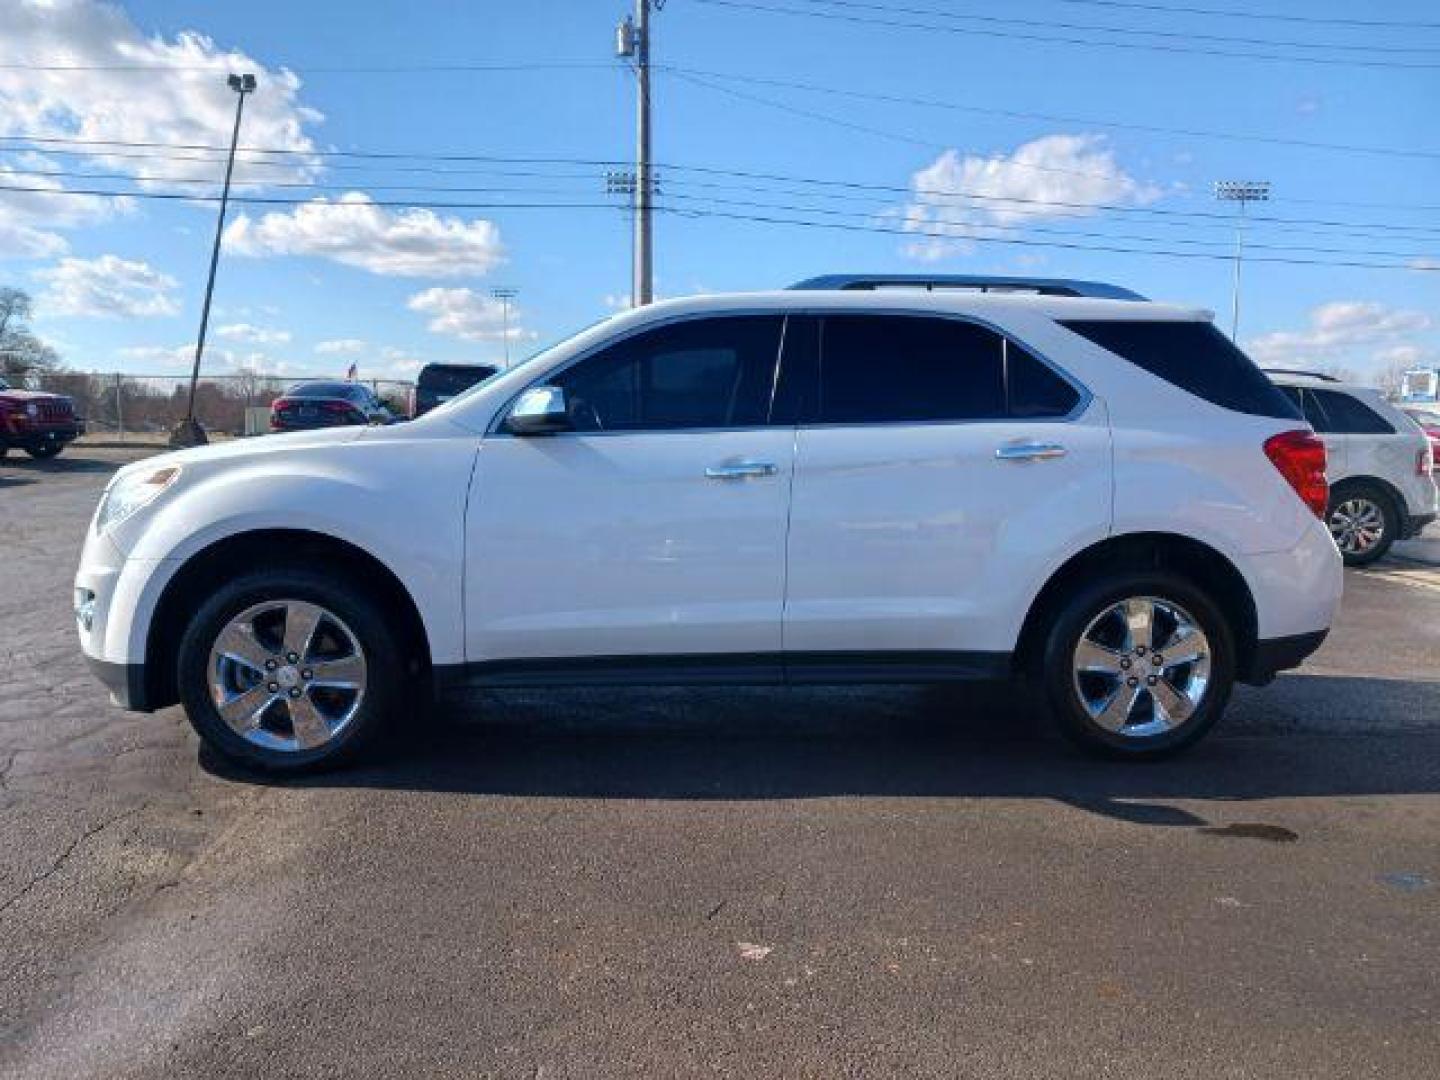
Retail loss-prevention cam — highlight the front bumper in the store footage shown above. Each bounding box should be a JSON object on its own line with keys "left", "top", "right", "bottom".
{"left": 4, "top": 422, "right": 82, "bottom": 448}
{"left": 84, "top": 655, "right": 153, "bottom": 711}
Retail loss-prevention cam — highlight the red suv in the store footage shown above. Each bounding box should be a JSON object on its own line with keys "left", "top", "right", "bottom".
{"left": 0, "top": 377, "right": 84, "bottom": 460}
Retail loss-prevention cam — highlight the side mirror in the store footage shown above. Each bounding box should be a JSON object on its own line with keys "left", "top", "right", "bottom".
{"left": 503, "top": 385, "right": 572, "bottom": 435}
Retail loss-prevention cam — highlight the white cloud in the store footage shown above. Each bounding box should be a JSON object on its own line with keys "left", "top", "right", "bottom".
{"left": 225, "top": 194, "right": 505, "bottom": 277}
{"left": 35, "top": 254, "right": 180, "bottom": 318}
{"left": 0, "top": 155, "right": 128, "bottom": 258}
{"left": 1245, "top": 301, "right": 1436, "bottom": 379}
{"left": 898, "top": 134, "right": 1160, "bottom": 261}
{"left": 315, "top": 338, "right": 367, "bottom": 355}
{"left": 408, "top": 287, "right": 527, "bottom": 342}
{"left": 216, "top": 322, "right": 291, "bottom": 345}
{"left": 0, "top": 1, "right": 322, "bottom": 187}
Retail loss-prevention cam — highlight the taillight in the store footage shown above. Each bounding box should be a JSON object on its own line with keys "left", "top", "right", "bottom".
{"left": 1419, "top": 441, "right": 1435, "bottom": 476}
{"left": 1264, "top": 430, "right": 1329, "bottom": 519}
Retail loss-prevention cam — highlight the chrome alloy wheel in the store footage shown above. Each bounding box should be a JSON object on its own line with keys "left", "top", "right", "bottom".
{"left": 1070, "top": 596, "right": 1212, "bottom": 739}
{"left": 207, "top": 599, "right": 367, "bottom": 753}
{"left": 1328, "top": 497, "right": 1385, "bottom": 557}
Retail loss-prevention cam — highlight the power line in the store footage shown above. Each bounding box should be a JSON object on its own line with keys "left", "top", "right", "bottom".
{"left": 664, "top": 63, "right": 1440, "bottom": 161}
{"left": 5, "top": 135, "right": 1438, "bottom": 233}
{"left": 761, "top": 0, "right": 1440, "bottom": 54}
{"left": 0, "top": 59, "right": 617, "bottom": 74}
{"left": 1015, "top": 0, "right": 1440, "bottom": 31}
{"left": 0, "top": 180, "right": 1432, "bottom": 271}
{"left": 688, "top": 0, "right": 1440, "bottom": 69}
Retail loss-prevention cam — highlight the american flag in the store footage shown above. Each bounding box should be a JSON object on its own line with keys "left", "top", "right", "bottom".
{"left": 345, "top": 362, "right": 357, "bottom": 381}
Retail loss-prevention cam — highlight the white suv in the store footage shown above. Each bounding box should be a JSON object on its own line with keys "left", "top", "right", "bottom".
{"left": 75, "top": 275, "right": 1342, "bottom": 771}
{"left": 1265, "top": 371, "right": 1437, "bottom": 565}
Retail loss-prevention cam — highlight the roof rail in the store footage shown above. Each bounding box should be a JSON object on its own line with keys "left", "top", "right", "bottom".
{"left": 1261, "top": 367, "right": 1340, "bottom": 382}
{"left": 786, "top": 274, "right": 1146, "bottom": 301}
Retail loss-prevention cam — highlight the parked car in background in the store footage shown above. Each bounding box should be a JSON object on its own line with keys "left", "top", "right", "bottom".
{"left": 0, "top": 376, "right": 84, "bottom": 459}
{"left": 77, "top": 274, "right": 1343, "bottom": 772}
{"left": 270, "top": 381, "right": 394, "bottom": 432}
{"left": 1266, "top": 370, "right": 1437, "bottom": 565}
{"left": 1402, "top": 406, "right": 1440, "bottom": 463}
{"left": 411, "top": 363, "right": 499, "bottom": 418}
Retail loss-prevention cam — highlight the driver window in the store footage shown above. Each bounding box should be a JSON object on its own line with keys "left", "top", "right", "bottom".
{"left": 547, "top": 315, "right": 783, "bottom": 432}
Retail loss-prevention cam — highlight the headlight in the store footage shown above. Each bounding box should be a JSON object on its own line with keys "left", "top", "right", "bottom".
{"left": 96, "top": 465, "right": 182, "bottom": 533}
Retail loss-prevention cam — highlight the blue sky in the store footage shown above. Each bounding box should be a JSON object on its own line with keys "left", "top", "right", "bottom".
{"left": 1, "top": 0, "right": 1437, "bottom": 382}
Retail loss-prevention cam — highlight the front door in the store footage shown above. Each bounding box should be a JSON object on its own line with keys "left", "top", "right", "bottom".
{"left": 464, "top": 314, "right": 793, "bottom": 668}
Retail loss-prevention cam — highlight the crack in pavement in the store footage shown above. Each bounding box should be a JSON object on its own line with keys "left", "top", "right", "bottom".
{"left": 0, "top": 802, "right": 146, "bottom": 917}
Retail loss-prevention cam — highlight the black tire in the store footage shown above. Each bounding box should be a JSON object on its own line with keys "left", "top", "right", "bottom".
{"left": 177, "top": 566, "right": 405, "bottom": 773}
{"left": 1327, "top": 482, "right": 1397, "bottom": 567}
{"left": 25, "top": 444, "right": 62, "bottom": 459}
{"left": 1040, "top": 570, "right": 1236, "bottom": 760}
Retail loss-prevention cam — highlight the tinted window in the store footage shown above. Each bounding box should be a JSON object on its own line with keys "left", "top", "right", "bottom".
{"left": 818, "top": 315, "right": 1006, "bottom": 423}
{"left": 289, "top": 381, "right": 352, "bottom": 398}
{"left": 548, "top": 316, "right": 782, "bottom": 431}
{"left": 1308, "top": 388, "right": 1394, "bottom": 435}
{"left": 1062, "top": 320, "right": 1300, "bottom": 420}
{"left": 419, "top": 365, "right": 496, "bottom": 395}
{"left": 1007, "top": 341, "right": 1080, "bottom": 417}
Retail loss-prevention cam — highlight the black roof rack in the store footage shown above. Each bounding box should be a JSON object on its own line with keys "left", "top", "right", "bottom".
{"left": 1261, "top": 367, "right": 1340, "bottom": 382}
{"left": 786, "top": 274, "right": 1146, "bottom": 301}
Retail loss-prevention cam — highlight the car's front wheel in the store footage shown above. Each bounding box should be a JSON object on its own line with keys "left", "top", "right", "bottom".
{"left": 25, "top": 443, "right": 62, "bottom": 459}
{"left": 177, "top": 567, "right": 404, "bottom": 772}
{"left": 1041, "top": 572, "right": 1235, "bottom": 758}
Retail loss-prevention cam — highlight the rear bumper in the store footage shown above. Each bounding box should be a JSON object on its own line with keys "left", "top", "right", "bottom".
{"left": 1244, "top": 628, "right": 1329, "bottom": 686}
{"left": 84, "top": 655, "right": 153, "bottom": 711}
{"left": 1403, "top": 511, "right": 1436, "bottom": 540}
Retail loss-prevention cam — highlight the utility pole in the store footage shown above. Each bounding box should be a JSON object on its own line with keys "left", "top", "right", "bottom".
{"left": 490, "top": 287, "right": 517, "bottom": 367}
{"left": 172, "top": 73, "right": 256, "bottom": 448}
{"left": 617, "top": 1, "right": 660, "bottom": 307}
{"left": 1213, "top": 180, "right": 1270, "bottom": 343}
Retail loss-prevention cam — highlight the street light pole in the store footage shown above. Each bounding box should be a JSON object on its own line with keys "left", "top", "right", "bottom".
{"left": 172, "top": 72, "right": 256, "bottom": 448}
{"left": 1214, "top": 180, "right": 1270, "bottom": 343}
{"left": 490, "top": 287, "right": 517, "bottom": 367}
{"left": 616, "top": 1, "right": 659, "bottom": 307}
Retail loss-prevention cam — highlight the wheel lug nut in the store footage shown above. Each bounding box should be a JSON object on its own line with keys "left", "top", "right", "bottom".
{"left": 288, "top": 688, "right": 301, "bottom": 699}
{"left": 1152, "top": 654, "right": 1163, "bottom": 665}
{"left": 1147, "top": 676, "right": 1157, "bottom": 686}
{"left": 264, "top": 658, "right": 277, "bottom": 671}
{"left": 267, "top": 682, "right": 279, "bottom": 693}
{"left": 1120, "top": 658, "right": 1131, "bottom": 670}
{"left": 1136, "top": 646, "right": 1146, "bottom": 656}
{"left": 286, "top": 652, "right": 299, "bottom": 663}
{"left": 302, "top": 669, "right": 313, "bottom": 680}
{"left": 1127, "top": 677, "right": 1139, "bottom": 687}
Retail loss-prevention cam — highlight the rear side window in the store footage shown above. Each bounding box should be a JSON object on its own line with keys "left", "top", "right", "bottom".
{"left": 420, "top": 366, "right": 496, "bottom": 395}
{"left": 815, "top": 314, "right": 1077, "bottom": 424}
{"left": 1307, "top": 388, "right": 1394, "bottom": 435}
{"left": 1061, "top": 320, "right": 1300, "bottom": 420}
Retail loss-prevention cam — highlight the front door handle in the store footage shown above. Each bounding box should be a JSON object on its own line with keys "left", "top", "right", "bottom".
{"left": 705, "top": 460, "right": 778, "bottom": 480}
{"left": 995, "top": 441, "right": 1067, "bottom": 462}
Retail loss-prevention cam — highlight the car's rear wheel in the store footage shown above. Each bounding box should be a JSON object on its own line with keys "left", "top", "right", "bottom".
{"left": 1327, "top": 483, "right": 1396, "bottom": 566}
{"left": 177, "top": 567, "right": 403, "bottom": 772}
{"left": 25, "top": 444, "right": 62, "bottom": 459}
{"left": 1041, "top": 572, "right": 1235, "bottom": 759}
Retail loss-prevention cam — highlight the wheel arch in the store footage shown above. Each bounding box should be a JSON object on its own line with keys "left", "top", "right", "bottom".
{"left": 143, "top": 528, "right": 432, "bottom": 711}
{"left": 1330, "top": 473, "right": 1407, "bottom": 525}
{"left": 1014, "top": 531, "right": 1261, "bottom": 682}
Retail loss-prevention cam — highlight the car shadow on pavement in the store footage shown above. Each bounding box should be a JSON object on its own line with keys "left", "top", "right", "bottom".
{"left": 201, "top": 672, "right": 1440, "bottom": 831}
{"left": 4, "top": 454, "right": 123, "bottom": 474}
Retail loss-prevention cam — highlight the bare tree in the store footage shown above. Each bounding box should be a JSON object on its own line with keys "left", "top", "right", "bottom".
{"left": 0, "top": 286, "right": 63, "bottom": 378}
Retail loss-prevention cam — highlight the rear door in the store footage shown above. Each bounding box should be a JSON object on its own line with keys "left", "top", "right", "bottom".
{"left": 1280, "top": 385, "right": 1348, "bottom": 476}
{"left": 781, "top": 312, "right": 1112, "bottom": 668}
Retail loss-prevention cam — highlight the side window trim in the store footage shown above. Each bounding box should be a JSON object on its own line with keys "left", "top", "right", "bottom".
{"left": 487, "top": 310, "right": 789, "bottom": 436}
{"left": 801, "top": 309, "right": 1090, "bottom": 429}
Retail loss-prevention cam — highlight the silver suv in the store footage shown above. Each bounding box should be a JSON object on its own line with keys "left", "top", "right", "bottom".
{"left": 1266, "top": 370, "right": 1438, "bottom": 565}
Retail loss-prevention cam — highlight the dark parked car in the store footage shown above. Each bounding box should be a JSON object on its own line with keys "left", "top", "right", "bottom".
{"left": 270, "top": 381, "right": 394, "bottom": 432}
{"left": 0, "top": 376, "right": 84, "bottom": 459}
{"left": 411, "top": 363, "right": 498, "bottom": 417}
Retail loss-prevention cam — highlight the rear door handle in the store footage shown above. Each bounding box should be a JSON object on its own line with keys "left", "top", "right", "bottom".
{"left": 995, "top": 441, "right": 1067, "bottom": 462}
{"left": 705, "top": 460, "right": 778, "bottom": 480}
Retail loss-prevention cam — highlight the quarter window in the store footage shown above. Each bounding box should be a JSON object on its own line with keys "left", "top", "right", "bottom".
{"left": 1306, "top": 388, "right": 1394, "bottom": 435}
{"left": 546, "top": 316, "right": 783, "bottom": 431}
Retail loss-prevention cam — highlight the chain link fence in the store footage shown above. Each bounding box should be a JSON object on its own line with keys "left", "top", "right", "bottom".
{"left": 18, "top": 372, "right": 415, "bottom": 441}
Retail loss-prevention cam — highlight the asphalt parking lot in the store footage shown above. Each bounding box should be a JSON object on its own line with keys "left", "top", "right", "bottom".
{"left": 2, "top": 446, "right": 1438, "bottom": 1079}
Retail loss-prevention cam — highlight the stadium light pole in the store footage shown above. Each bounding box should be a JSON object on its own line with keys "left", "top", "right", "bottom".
{"left": 490, "top": 287, "right": 517, "bottom": 367}
{"left": 1214, "top": 180, "right": 1270, "bottom": 343}
{"left": 172, "top": 72, "right": 256, "bottom": 448}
